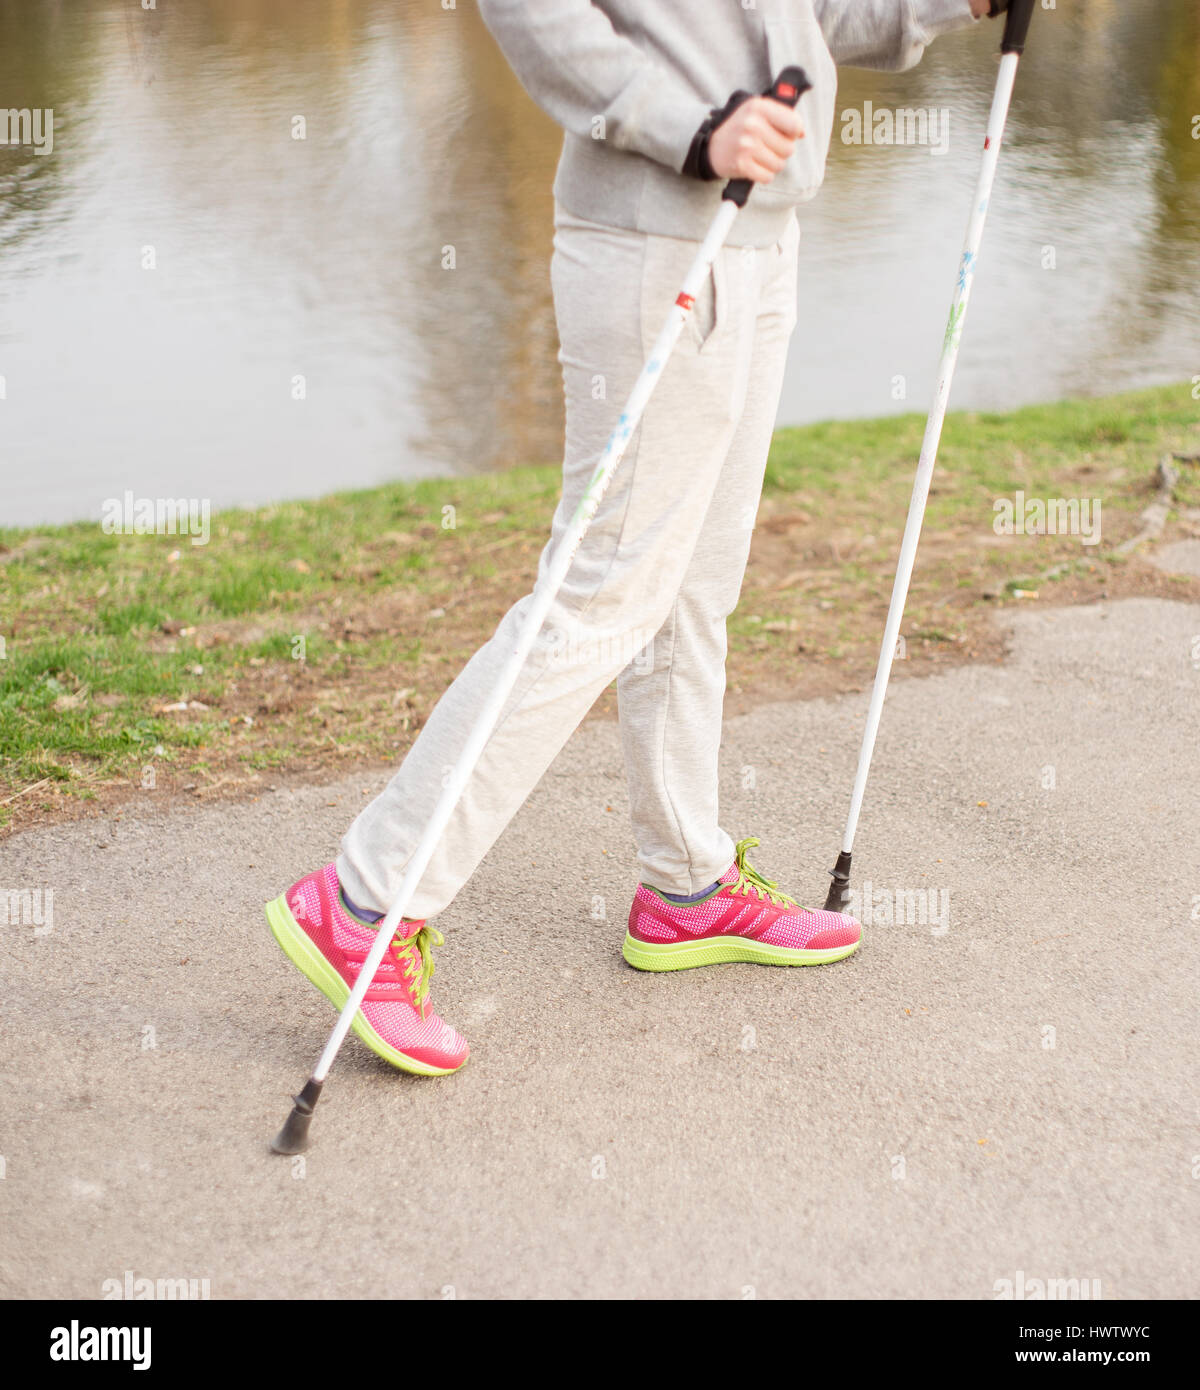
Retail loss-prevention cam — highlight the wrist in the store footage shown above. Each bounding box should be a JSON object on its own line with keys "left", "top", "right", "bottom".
{"left": 683, "top": 89, "right": 752, "bottom": 181}
{"left": 683, "top": 119, "right": 718, "bottom": 181}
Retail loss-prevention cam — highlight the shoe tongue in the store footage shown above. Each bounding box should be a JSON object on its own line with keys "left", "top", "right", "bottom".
{"left": 718, "top": 862, "right": 740, "bottom": 886}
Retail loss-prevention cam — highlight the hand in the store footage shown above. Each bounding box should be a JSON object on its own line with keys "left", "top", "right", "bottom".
{"left": 971, "top": 0, "right": 1009, "bottom": 15}
{"left": 706, "top": 95, "right": 805, "bottom": 185}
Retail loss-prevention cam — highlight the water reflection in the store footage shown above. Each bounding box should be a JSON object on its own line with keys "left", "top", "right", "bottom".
{"left": 0, "top": 0, "right": 1196, "bottom": 526}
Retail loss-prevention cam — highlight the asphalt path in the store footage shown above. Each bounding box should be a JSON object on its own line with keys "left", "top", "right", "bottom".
{"left": 2, "top": 596, "right": 1196, "bottom": 1299}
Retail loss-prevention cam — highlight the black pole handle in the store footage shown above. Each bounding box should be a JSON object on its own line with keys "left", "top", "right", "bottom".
{"left": 722, "top": 66, "right": 812, "bottom": 208}
{"left": 1001, "top": 0, "right": 1036, "bottom": 54}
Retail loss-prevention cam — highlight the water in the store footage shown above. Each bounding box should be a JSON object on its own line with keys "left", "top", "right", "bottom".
{"left": 1, "top": 0, "right": 1198, "bottom": 526}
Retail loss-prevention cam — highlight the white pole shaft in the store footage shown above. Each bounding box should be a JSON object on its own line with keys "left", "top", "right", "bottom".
{"left": 837, "top": 52, "right": 1021, "bottom": 856}
{"left": 311, "top": 197, "right": 741, "bottom": 1082}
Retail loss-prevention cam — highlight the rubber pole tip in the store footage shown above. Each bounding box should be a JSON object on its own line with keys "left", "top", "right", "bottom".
{"left": 822, "top": 850, "right": 853, "bottom": 913}
{"left": 269, "top": 1078, "right": 322, "bottom": 1155}
{"left": 270, "top": 1104, "right": 314, "bottom": 1155}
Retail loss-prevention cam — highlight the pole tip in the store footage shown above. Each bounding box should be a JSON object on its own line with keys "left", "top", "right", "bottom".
{"left": 270, "top": 1105, "right": 313, "bottom": 1155}
{"left": 269, "top": 1078, "right": 322, "bottom": 1155}
{"left": 822, "top": 850, "right": 853, "bottom": 914}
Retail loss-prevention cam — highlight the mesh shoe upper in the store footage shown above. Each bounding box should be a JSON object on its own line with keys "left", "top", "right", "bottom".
{"left": 286, "top": 863, "right": 468, "bottom": 1068}
{"left": 629, "top": 843, "right": 861, "bottom": 952}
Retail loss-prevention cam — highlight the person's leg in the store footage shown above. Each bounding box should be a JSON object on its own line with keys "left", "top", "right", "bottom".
{"left": 618, "top": 215, "right": 799, "bottom": 893}
{"left": 617, "top": 215, "right": 862, "bottom": 973}
{"left": 337, "top": 210, "right": 764, "bottom": 920}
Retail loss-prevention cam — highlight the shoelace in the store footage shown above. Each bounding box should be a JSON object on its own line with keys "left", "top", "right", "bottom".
{"left": 730, "top": 836, "right": 799, "bottom": 908}
{"left": 390, "top": 923, "right": 443, "bottom": 1019}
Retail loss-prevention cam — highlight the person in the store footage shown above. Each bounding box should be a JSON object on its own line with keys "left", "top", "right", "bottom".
{"left": 265, "top": 0, "right": 1006, "bottom": 1075}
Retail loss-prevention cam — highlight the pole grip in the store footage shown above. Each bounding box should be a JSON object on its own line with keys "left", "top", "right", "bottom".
{"left": 1000, "top": 0, "right": 1036, "bottom": 54}
{"left": 722, "top": 66, "right": 812, "bottom": 208}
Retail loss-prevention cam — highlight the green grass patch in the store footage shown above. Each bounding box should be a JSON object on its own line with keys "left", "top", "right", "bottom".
{"left": 1, "top": 383, "right": 1196, "bottom": 819}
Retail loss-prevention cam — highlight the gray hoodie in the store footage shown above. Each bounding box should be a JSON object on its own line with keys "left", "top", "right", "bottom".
{"left": 477, "top": 0, "right": 978, "bottom": 245}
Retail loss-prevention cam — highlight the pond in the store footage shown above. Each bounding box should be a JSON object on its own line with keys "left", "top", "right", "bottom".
{"left": 1, "top": 0, "right": 1197, "bottom": 525}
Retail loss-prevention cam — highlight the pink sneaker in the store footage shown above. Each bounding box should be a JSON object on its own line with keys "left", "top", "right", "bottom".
{"left": 623, "top": 837, "right": 861, "bottom": 972}
{"left": 265, "top": 863, "right": 468, "bottom": 1075}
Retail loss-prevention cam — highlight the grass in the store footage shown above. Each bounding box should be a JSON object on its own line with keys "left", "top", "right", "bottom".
{"left": 1, "top": 383, "right": 1197, "bottom": 831}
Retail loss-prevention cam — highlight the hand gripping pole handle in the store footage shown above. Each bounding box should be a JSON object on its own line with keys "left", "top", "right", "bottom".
{"left": 722, "top": 66, "right": 813, "bottom": 208}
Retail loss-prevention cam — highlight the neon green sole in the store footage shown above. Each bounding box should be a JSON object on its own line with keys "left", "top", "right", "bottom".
{"left": 264, "top": 894, "right": 463, "bottom": 1076}
{"left": 622, "top": 930, "right": 860, "bottom": 972}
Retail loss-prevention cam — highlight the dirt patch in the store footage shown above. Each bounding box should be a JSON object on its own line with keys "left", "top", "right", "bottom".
{"left": 7, "top": 503, "right": 1198, "bottom": 838}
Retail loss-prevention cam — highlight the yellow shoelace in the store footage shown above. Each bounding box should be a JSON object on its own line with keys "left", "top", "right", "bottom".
{"left": 729, "top": 836, "right": 798, "bottom": 908}
{"left": 391, "top": 923, "right": 444, "bottom": 1019}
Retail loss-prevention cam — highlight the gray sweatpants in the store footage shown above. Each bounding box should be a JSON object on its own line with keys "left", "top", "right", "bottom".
{"left": 338, "top": 205, "right": 799, "bottom": 919}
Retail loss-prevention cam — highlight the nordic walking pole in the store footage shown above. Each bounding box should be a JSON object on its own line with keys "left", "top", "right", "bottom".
{"left": 821, "top": 1, "right": 1036, "bottom": 913}
{"left": 271, "top": 68, "right": 813, "bottom": 1154}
